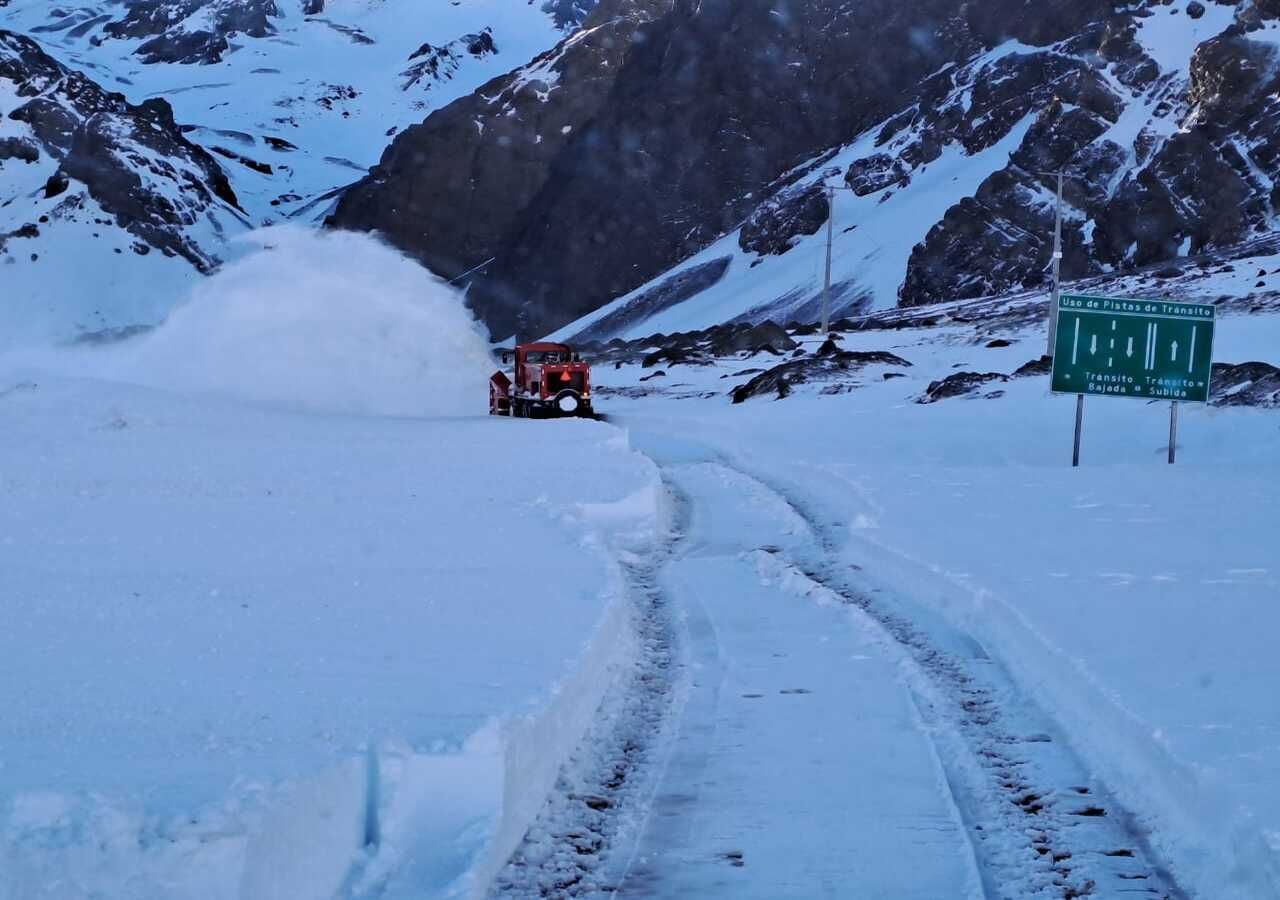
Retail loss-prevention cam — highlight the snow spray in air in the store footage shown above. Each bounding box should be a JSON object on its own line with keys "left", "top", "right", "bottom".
{"left": 109, "top": 227, "right": 496, "bottom": 417}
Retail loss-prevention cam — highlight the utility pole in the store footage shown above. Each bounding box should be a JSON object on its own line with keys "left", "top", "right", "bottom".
{"left": 1046, "top": 171, "right": 1065, "bottom": 358}
{"left": 823, "top": 185, "right": 835, "bottom": 335}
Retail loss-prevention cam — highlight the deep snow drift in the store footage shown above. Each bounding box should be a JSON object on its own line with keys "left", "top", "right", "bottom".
{"left": 0, "top": 247, "right": 662, "bottom": 899}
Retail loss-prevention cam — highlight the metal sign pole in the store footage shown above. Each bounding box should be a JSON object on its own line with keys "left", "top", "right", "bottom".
{"left": 1073, "top": 394, "right": 1085, "bottom": 467}
{"left": 822, "top": 185, "right": 835, "bottom": 335}
{"left": 1046, "top": 172, "right": 1064, "bottom": 358}
{"left": 1168, "top": 401, "right": 1179, "bottom": 465}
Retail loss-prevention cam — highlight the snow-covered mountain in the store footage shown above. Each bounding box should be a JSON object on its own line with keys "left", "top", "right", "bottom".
{"left": 0, "top": 0, "right": 590, "bottom": 344}
{"left": 9, "top": 0, "right": 1280, "bottom": 346}
{"left": 332, "top": 0, "right": 1280, "bottom": 341}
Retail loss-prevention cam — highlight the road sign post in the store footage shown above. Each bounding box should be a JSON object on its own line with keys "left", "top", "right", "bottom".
{"left": 1073, "top": 394, "right": 1085, "bottom": 468}
{"left": 1050, "top": 295, "right": 1215, "bottom": 465}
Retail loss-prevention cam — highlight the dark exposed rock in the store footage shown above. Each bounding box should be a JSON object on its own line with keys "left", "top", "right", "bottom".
{"left": 845, "top": 153, "right": 909, "bottom": 196}
{"left": 43, "top": 170, "right": 69, "bottom": 198}
{"left": 707, "top": 320, "right": 797, "bottom": 355}
{"left": 331, "top": 0, "right": 670, "bottom": 320}
{"left": 0, "top": 30, "right": 240, "bottom": 270}
{"left": 103, "top": 0, "right": 281, "bottom": 65}
{"left": 739, "top": 185, "right": 829, "bottom": 257}
{"left": 918, "top": 371, "right": 1010, "bottom": 403}
{"left": 0, "top": 136, "right": 39, "bottom": 162}
{"left": 1211, "top": 361, "right": 1280, "bottom": 407}
{"left": 210, "top": 146, "right": 273, "bottom": 175}
{"left": 731, "top": 349, "right": 911, "bottom": 403}
{"left": 642, "top": 346, "right": 710, "bottom": 368}
{"left": 401, "top": 30, "right": 497, "bottom": 92}
{"left": 1012, "top": 356, "right": 1053, "bottom": 378}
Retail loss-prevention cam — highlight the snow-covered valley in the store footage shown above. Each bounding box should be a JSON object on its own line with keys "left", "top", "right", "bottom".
{"left": 2, "top": 1, "right": 1280, "bottom": 898}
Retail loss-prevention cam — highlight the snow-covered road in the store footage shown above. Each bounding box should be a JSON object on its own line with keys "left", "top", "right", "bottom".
{"left": 617, "top": 452, "right": 978, "bottom": 898}
{"left": 567, "top": 310, "right": 1280, "bottom": 899}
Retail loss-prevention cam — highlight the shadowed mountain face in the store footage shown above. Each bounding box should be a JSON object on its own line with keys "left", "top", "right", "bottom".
{"left": 332, "top": 0, "right": 1280, "bottom": 339}
{"left": 331, "top": 0, "right": 1110, "bottom": 337}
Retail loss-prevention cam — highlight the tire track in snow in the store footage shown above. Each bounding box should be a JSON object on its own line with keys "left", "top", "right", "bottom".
{"left": 698, "top": 458, "right": 1186, "bottom": 900}
{"left": 488, "top": 482, "right": 688, "bottom": 899}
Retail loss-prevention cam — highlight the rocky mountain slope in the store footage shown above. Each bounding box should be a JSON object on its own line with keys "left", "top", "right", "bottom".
{"left": 0, "top": 0, "right": 587, "bottom": 344}
{"left": 6, "top": 0, "right": 1280, "bottom": 347}
{"left": 333, "top": 0, "right": 1280, "bottom": 341}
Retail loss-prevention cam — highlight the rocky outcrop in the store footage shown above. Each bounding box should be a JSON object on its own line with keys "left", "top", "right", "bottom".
{"left": 330, "top": 0, "right": 672, "bottom": 314}
{"left": 897, "top": 4, "right": 1280, "bottom": 307}
{"left": 739, "top": 185, "right": 829, "bottom": 257}
{"left": 0, "top": 30, "right": 241, "bottom": 269}
{"left": 102, "top": 0, "right": 281, "bottom": 64}
{"left": 1211, "top": 361, "right": 1280, "bottom": 407}
{"left": 401, "top": 30, "right": 498, "bottom": 92}
{"left": 542, "top": 0, "right": 603, "bottom": 30}
{"left": 917, "top": 371, "right": 1010, "bottom": 403}
{"left": 731, "top": 343, "right": 912, "bottom": 403}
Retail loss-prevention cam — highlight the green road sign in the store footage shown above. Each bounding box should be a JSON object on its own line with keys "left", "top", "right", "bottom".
{"left": 1051, "top": 295, "right": 1216, "bottom": 402}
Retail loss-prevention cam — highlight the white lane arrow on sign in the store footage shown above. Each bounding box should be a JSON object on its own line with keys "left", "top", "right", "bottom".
{"left": 1171, "top": 340, "right": 1179, "bottom": 362}
{"left": 1126, "top": 337, "right": 1134, "bottom": 358}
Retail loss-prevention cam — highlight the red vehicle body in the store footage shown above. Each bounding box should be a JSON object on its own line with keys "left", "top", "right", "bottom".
{"left": 490, "top": 342, "right": 594, "bottom": 418}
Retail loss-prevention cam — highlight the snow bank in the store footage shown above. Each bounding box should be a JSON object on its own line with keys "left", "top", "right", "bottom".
{"left": 93, "top": 228, "right": 495, "bottom": 417}
{"left": 0, "top": 373, "right": 662, "bottom": 899}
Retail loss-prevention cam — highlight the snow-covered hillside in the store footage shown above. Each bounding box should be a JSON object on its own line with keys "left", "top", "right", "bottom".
{"left": 0, "top": 0, "right": 583, "bottom": 345}
{"left": 555, "top": 3, "right": 1280, "bottom": 342}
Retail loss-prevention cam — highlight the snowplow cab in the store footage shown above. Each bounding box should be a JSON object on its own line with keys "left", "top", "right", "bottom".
{"left": 490, "top": 342, "right": 593, "bottom": 418}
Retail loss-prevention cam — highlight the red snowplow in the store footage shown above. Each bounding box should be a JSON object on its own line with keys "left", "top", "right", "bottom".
{"left": 490, "top": 342, "right": 594, "bottom": 419}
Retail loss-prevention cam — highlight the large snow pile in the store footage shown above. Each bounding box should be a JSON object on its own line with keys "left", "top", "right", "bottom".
{"left": 0, "top": 359, "right": 661, "bottom": 898}
{"left": 96, "top": 228, "right": 497, "bottom": 418}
